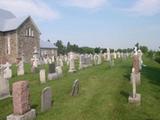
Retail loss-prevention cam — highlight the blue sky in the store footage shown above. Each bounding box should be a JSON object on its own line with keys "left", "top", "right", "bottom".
{"left": 0, "top": 0, "right": 160, "bottom": 50}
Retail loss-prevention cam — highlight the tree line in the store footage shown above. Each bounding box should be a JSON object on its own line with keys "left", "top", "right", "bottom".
{"left": 54, "top": 40, "right": 149, "bottom": 55}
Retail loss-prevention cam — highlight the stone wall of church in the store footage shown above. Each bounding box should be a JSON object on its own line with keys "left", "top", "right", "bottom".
{"left": 0, "top": 31, "right": 17, "bottom": 63}
{"left": 17, "top": 17, "right": 40, "bottom": 63}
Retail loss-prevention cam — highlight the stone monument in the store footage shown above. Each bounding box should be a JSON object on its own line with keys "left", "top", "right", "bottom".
{"left": 41, "top": 87, "right": 52, "bottom": 112}
{"left": 128, "top": 47, "right": 141, "bottom": 105}
{"left": 0, "top": 64, "right": 10, "bottom": 100}
{"left": 71, "top": 80, "right": 79, "bottom": 96}
{"left": 7, "top": 81, "right": 36, "bottom": 120}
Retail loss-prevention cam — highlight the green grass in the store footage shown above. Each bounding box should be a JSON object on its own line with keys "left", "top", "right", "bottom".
{"left": 0, "top": 57, "right": 160, "bottom": 120}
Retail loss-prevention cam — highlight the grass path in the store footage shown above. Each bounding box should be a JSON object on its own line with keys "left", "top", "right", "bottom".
{"left": 0, "top": 57, "right": 160, "bottom": 120}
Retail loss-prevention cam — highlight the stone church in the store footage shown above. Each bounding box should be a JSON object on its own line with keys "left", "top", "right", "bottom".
{"left": 0, "top": 9, "right": 40, "bottom": 63}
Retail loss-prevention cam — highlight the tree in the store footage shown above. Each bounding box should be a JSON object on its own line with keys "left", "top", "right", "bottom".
{"left": 94, "top": 47, "right": 101, "bottom": 54}
{"left": 54, "top": 40, "right": 66, "bottom": 55}
{"left": 67, "top": 42, "right": 71, "bottom": 53}
{"left": 140, "top": 46, "right": 148, "bottom": 53}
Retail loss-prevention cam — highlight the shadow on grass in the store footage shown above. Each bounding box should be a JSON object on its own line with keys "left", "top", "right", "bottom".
{"left": 31, "top": 104, "right": 38, "bottom": 109}
{"left": 123, "top": 73, "right": 130, "bottom": 81}
{"left": 120, "top": 91, "right": 129, "bottom": 99}
{"left": 142, "top": 66, "right": 160, "bottom": 86}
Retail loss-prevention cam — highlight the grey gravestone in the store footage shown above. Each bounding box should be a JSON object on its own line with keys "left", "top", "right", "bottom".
{"left": 49, "top": 63, "right": 55, "bottom": 73}
{"left": 41, "top": 87, "right": 52, "bottom": 112}
{"left": 71, "top": 80, "right": 79, "bottom": 96}
{"left": 0, "top": 65, "right": 10, "bottom": 100}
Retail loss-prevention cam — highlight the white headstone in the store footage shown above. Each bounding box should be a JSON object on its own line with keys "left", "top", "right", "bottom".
{"left": 17, "top": 60, "right": 24, "bottom": 76}
{"left": 40, "top": 69, "right": 46, "bottom": 84}
{"left": 3, "top": 62, "right": 12, "bottom": 79}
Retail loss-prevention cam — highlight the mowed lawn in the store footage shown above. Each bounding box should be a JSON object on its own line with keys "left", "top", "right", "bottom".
{"left": 1, "top": 57, "right": 160, "bottom": 120}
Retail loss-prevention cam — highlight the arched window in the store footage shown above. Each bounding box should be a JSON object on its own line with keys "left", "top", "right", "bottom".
{"left": 31, "top": 30, "right": 34, "bottom": 37}
{"left": 29, "top": 28, "right": 31, "bottom": 36}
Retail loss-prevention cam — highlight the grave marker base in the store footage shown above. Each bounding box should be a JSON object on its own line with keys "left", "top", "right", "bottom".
{"left": 7, "top": 109, "right": 36, "bottom": 120}
{"left": 128, "top": 93, "right": 141, "bottom": 105}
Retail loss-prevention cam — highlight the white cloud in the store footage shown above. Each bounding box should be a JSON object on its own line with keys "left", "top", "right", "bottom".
{"left": 127, "top": 0, "right": 160, "bottom": 16}
{"left": 64, "top": 0, "right": 107, "bottom": 9}
{"left": 0, "top": 0, "right": 60, "bottom": 20}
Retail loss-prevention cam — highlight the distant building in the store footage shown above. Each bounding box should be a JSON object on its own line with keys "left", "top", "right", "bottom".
{"left": 40, "top": 41, "right": 57, "bottom": 58}
{"left": 0, "top": 9, "right": 40, "bottom": 63}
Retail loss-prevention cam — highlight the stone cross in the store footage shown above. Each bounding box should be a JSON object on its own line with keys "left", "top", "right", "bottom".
{"left": 41, "top": 87, "right": 52, "bottom": 112}
{"left": 132, "top": 54, "right": 140, "bottom": 74}
{"left": 31, "top": 47, "right": 40, "bottom": 72}
{"left": 71, "top": 80, "right": 79, "bottom": 96}
{"left": 3, "top": 62, "right": 12, "bottom": 79}
{"left": 128, "top": 48, "right": 141, "bottom": 105}
{"left": 138, "top": 49, "right": 143, "bottom": 70}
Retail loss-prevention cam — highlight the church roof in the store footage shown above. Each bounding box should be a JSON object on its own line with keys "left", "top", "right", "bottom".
{"left": 0, "top": 16, "right": 29, "bottom": 32}
{"left": 40, "top": 41, "right": 57, "bottom": 49}
{"left": 0, "top": 9, "right": 40, "bottom": 33}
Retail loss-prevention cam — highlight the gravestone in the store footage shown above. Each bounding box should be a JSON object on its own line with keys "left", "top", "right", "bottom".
{"left": 31, "top": 47, "right": 40, "bottom": 73}
{"left": 40, "top": 69, "right": 46, "bottom": 84}
{"left": 68, "top": 52, "right": 76, "bottom": 73}
{"left": 49, "top": 63, "right": 56, "bottom": 73}
{"left": 128, "top": 48, "right": 141, "bottom": 105}
{"left": 138, "top": 49, "right": 143, "bottom": 70}
{"left": 94, "top": 54, "right": 98, "bottom": 65}
{"left": 79, "top": 54, "right": 84, "bottom": 69}
{"left": 51, "top": 56, "right": 55, "bottom": 63}
{"left": 128, "top": 71, "right": 141, "bottom": 105}
{"left": 17, "top": 59, "right": 24, "bottom": 76}
{"left": 106, "top": 48, "right": 111, "bottom": 61}
{"left": 97, "top": 54, "right": 102, "bottom": 65}
{"left": 48, "top": 63, "right": 58, "bottom": 80}
{"left": 0, "top": 65, "right": 10, "bottom": 100}
{"left": 3, "top": 62, "right": 12, "bottom": 79}
{"left": 130, "top": 72, "right": 141, "bottom": 85}
{"left": 7, "top": 81, "right": 36, "bottom": 120}
{"left": 48, "top": 73, "right": 58, "bottom": 80}
{"left": 41, "top": 87, "right": 52, "bottom": 112}
{"left": 71, "top": 80, "right": 79, "bottom": 96}
{"left": 56, "top": 66, "right": 62, "bottom": 77}
{"left": 59, "top": 58, "right": 63, "bottom": 67}
{"left": 68, "top": 59, "right": 76, "bottom": 73}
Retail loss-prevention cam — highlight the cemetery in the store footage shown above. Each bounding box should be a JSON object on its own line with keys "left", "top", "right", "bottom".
{"left": 0, "top": 46, "right": 160, "bottom": 120}
{"left": 0, "top": 2, "right": 160, "bottom": 120}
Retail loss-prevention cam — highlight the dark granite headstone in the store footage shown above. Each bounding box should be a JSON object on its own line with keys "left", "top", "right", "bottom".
{"left": 48, "top": 63, "right": 55, "bottom": 73}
